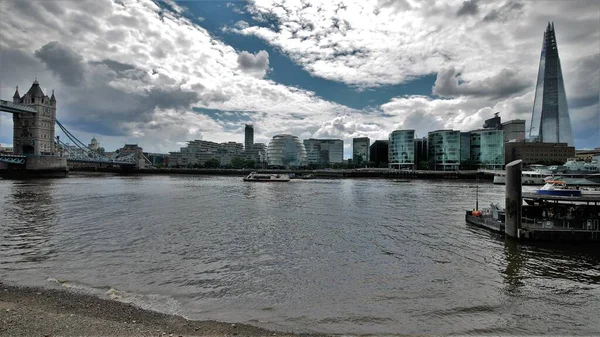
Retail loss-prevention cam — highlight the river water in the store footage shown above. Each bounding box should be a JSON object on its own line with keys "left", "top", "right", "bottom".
{"left": 1, "top": 175, "right": 599, "bottom": 335}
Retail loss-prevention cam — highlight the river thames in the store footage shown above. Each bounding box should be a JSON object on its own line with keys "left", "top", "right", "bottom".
{"left": 1, "top": 175, "right": 599, "bottom": 335}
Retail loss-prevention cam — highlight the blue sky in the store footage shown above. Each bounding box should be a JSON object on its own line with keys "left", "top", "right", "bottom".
{"left": 0, "top": 0, "right": 598, "bottom": 157}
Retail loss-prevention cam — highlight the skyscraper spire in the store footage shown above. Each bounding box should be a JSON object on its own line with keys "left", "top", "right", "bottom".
{"left": 528, "top": 23, "right": 574, "bottom": 147}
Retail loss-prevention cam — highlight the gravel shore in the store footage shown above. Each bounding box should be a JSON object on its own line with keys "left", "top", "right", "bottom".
{"left": 0, "top": 282, "right": 325, "bottom": 337}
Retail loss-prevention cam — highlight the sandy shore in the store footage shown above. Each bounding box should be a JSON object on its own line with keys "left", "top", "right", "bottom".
{"left": 0, "top": 282, "right": 325, "bottom": 337}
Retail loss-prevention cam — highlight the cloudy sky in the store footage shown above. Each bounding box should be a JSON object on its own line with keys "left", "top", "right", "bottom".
{"left": 0, "top": 0, "right": 598, "bottom": 156}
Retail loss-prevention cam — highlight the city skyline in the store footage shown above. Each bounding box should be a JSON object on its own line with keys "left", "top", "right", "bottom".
{"left": 0, "top": 0, "right": 598, "bottom": 158}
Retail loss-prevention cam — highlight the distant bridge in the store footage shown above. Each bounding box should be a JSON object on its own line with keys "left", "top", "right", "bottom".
{"left": 0, "top": 99, "right": 150, "bottom": 168}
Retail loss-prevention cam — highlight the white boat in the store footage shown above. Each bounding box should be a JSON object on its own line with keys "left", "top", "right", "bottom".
{"left": 536, "top": 180, "right": 600, "bottom": 196}
{"left": 493, "top": 171, "right": 546, "bottom": 185}
{"left": 243, "top": 172, "right": 290, "bottom": 182}
{"left": 544, "top": 173, "right": 600, "bottom": 186}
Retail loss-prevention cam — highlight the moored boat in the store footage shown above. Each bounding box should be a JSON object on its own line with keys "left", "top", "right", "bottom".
{"left": 536, "top": 180, "right": 581, "bottom": 197}
{"left": 243, "top": 172, "right": 290, "bottom": 182}
{"left": 493, "top": 170, "right": 546, "bottom": 185}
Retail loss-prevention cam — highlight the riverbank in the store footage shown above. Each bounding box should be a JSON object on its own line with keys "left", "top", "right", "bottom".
{"left": 0, "top": 282, "right": 321, "bottom": 337}
{"left": 68, "top": 167, "right": 488, "bottom": 180}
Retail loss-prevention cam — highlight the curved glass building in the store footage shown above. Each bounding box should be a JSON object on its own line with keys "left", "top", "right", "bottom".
{"left": 267, "top": 134, "right": 307, "bottom": 168}
{"left": 389, "top": 130, "right": 415, "bottom": 169}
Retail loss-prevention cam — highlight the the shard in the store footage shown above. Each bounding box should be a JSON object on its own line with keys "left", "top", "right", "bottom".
{"left": 528, "top": 22, "right": 574, "bottom": 147}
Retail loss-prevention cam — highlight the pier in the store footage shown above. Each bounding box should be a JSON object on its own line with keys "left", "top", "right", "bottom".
{"left": 466, "top": 160, "right": 600, "bottom": 242}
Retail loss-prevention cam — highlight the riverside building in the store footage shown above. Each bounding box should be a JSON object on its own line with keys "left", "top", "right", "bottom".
{"left": 428, "top": 130, "right": 461, "bottom": 171}
{"left": 267, "top": 134, "right": 307, "bottom": 168}
{"left": 168, "top": 140, "right": 243, "bottom": 167}
{"left": 303, "top": 139, "right": 344, "bottom": 165}
{"left": 370, "top": 140, "right": 389, "bottom": 167}
{"left": 469, "top": 130, "right": 505, "bottom": 169}
{"left": 528, "top": 23, "right": 574, "bottom": 146}
{"left": 352, "top": 137, "right": 370, "bottom": 163}
{"left": 388, "top": 130, "right": 415, "bottom": 170}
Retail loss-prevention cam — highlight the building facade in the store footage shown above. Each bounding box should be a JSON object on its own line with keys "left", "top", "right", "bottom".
{"left": 528, "top": 23, "right": 574, "bottom": 146}
{"left": 370, "top": 140, "right": 389, "bottom": 167}
{"left": 267, "top": 134, "right": 307, "bottom": 168}
{"left": 352, "top": 137, "right": 370, "bottom": 163}
{"left": 428, "top": 130, "right": 461, "bottom": 171}
{"left": 502, "top": 119, "right": 526, "bottom": 143}
{"left": 244, "top": 124, "right": 254, "bottom": 152}
{"left": 414, "top": 137, "right": 428, "bottom": 169}
{"left": 303, "top": 138, "right": 344, "bottom": 165}
{"left": 12, "top": 80, "right": 57, "bottom": 155}
{"left": 388, "top": 130, "right": 415, "bottom": 169}
{"left": 469, "top": 130, "right": 505, "bottom": 169}
{"left": 168, "top": 140, "right": 244, "bottom": 167}
{"left": 505, "top": 141, "right": 575, "bottom": 165}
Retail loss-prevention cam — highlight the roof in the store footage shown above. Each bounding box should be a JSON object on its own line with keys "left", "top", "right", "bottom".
{"left": 13, "top": 86, "right": 20, "bottom": 99}
{"left": 23, "top": 80, "right": 45, "bottom": 98}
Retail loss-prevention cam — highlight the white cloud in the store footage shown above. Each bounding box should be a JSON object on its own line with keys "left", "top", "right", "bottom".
{"left": 0, "top": 0, "right": 355, "bottom": 153}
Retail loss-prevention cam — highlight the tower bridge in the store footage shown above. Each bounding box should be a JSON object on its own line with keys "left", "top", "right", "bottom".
{"left": 0, "top": 80, "right": 151, "bottom": 177}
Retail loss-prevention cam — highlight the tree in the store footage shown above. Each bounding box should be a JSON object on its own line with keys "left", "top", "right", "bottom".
{"left": 231, "top": 157, "right": 246, "bottom": 169}
{"left": 204, "top": 158, "right": 220, "bottom": 168}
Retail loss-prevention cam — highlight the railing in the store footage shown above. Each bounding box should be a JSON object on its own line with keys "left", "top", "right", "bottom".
{"left": 522, "top": 217, "right": 600, "bottom": 231}
{"left": 0, "top": 99, "right": 38, "bottom": 113}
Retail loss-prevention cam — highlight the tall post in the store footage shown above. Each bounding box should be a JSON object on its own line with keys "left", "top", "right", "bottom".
{"left": 505, "top": 159, "right": 522, "bottom": 238}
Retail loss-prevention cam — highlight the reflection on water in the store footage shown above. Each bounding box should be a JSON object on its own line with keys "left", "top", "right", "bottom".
{"left": 0, "top": 176, "right": 599, "bottom": 335}
{"left": 503, "top": 239, "right": 526, "bottom": 292}
{"left": 0, "top": 180, "right": 57, "bottom": 266}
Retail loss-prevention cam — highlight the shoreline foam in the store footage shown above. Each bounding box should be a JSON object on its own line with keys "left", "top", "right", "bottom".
{"left": 0, "top": 281, "right": 324, "bottom": 337}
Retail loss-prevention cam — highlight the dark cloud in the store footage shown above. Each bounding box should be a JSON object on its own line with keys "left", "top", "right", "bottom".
{"left": 566, "top": 53, "right": 600, "bottom": 109}
{"left": 34, "top": 41, "right": 85, "bottom": 86}
{"left": 456, "top": 0, "right": 479, "bottom": 16}
{"left": 483, "top": 1, "right": 524, "bottom": 22}
{"left": 237, "top": 50, "right": 269, "bottom": 78}
{"left": 89, "top": 59, "right": 136, "bottom": 73}
{"left": 432, "top": 67, "right": 530, "bottom": 99}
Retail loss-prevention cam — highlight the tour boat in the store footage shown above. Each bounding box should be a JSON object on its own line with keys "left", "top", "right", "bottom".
{"left": 243, "top": 172, "right": 290, "bottom": 182}
{"left": 493, "top": 170, "right": 546, "bottom": 185}
{"left": 536, "top": 180, "right": 581, "bottom": 197}
{"left": 543, "top": 173, "right": 600, "bottom": 186}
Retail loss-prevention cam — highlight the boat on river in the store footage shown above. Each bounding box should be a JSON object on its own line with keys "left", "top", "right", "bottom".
{"left": 493, "top": 170, "right": 546, "bottom": 185}
{"left": 536, "top": 180, "right": 582, "bottom": 197}
{"left": 243, "top": 172, "right": 290, "bottom": 182}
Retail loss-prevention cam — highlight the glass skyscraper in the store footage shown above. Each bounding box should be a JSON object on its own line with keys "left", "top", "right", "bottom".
{"left": 529, "top": 22, "right": 574, "bottom": 147}
{"left": 388, "top": 130, "right": 415, "bottom": 169}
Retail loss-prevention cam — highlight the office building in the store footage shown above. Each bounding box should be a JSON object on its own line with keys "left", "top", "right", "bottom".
{"left": 245, "top": 124, "right": 254, "bottom": 151}
{"left": 303, "top": 139, "right": 344, "bottom": 165}
{"left": 469, "top": 130, "right": 505, "bottom": 169}
{"left": 428, "top": 130, "right": 461, "bottom": 171}
{"left": 460, "top": 132, "right": 471, "bottom": 163}
{"left": 528, "top": 23, "right": 574, "bottom": 146}
{"left": 502, "top": 119, "right": 526, "bottom": 143}
{"left": 267, "top": 134, "right": 307, "bottom": 168}
{"left": 388, "top": 130, "right": 415, "bottom": 169}
{"left": 505, "top": 141, "right": 574, "bottom": 165}
{"left": 414, "top": 137, "right": 428, "bottom": 169}
{"left": 370, "top": 140, "right": 389, "bottom": 167}
{"left": 168, "top": 140, "right": 243, "bottom": 167}
{"left": 352, "top": 137, "right": 370, "bottom": 163}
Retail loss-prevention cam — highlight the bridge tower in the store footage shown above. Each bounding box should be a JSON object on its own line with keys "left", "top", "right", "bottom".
{"left": 11, "top": 80, "right": 56, "bottom": 155}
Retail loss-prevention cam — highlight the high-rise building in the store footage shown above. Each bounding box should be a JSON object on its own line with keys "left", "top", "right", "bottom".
{"left": 352, "top": 137, "right": 370, "bottom": 163}
{"left": 502, "top": 119, "right": 526, "bottom": 143}
{"left": 303, "top": 139, "right": 344, "bottom": 165}
{"left": 469, "top": 130, "right": 505, "bottom": 169}
{"left": 244, "top": 124, "right": 254, "bottom": 152}
{"left": 428, "top": 130, "right": 461, "bottom": 171}
{"left": 388, "top": 130, "right": 415, "bottom": 169}
{"left": 414, "top": 137, "right": 428, "bottom": 169}
{"left": 528, "top": 23, "right": 574, "bottom": 146}
{"left": 370, "top": 140, "right": 389, "bottom": 167}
